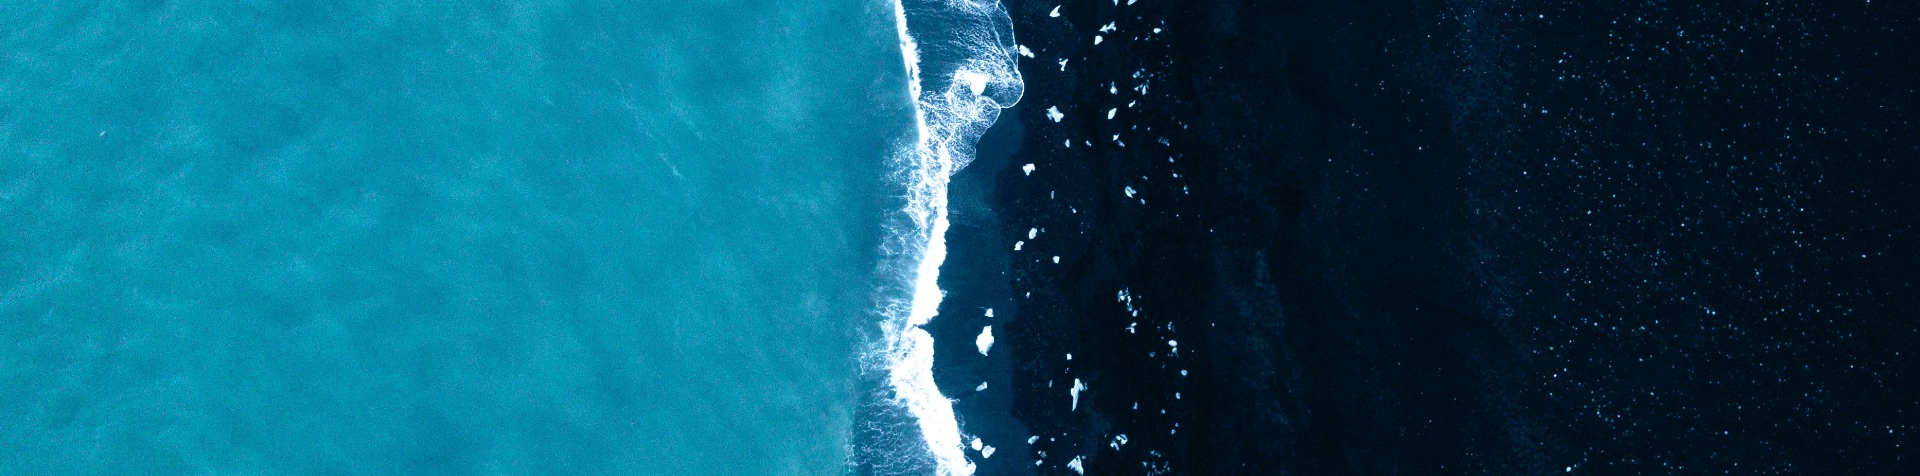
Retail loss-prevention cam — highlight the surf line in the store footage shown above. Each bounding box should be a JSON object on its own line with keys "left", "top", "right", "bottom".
{"left": 883, "top": 0, "right": 1022, "bottom": 475}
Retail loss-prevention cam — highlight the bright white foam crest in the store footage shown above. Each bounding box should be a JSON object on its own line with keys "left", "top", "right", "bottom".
{"left": 879, "top": 0, "right": 1023, "bottom": 475}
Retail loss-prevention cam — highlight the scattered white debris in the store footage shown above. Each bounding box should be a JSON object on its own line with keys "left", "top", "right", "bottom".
{"left": 1067, "top": 456, "right": 1085, "bottom": 475}
{"left": 1110, "top": 434, "right": 1130, "bottom": 450}
{"left": 1100, "top": 22, "right": 1117, "bottom": 33}
{"left": 1124, "top": 186, "right": 1137, "bottom": 198}
{"left": 976, "top": 326, "right": 995, "bottom": 355}
{"left": 1045, "top": 107, "right": 1064, "bottom": 122}
{"left": 1070, "top": 379, "right": 1087, "bottom": 411}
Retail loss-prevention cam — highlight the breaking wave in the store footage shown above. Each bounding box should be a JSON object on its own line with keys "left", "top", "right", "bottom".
{"left": 863, "top": 0, "right": 1022, "bottom": 474}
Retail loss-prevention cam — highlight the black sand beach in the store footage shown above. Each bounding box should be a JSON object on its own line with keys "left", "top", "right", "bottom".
{"left": 932, "top": 0, "right": 1920, "bottom": 474}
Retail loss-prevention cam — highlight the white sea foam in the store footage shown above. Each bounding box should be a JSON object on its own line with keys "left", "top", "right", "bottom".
{"left": 880, "top": 0, "right": 1023, "bottom": 475}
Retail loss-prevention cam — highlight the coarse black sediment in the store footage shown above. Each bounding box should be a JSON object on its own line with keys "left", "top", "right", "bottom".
{"left": 964, "top": 0, "right": 1920, "bottom": 474}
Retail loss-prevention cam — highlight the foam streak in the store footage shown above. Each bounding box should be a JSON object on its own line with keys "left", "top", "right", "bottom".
{"left": 880, "top": 0, "right": 1022, "bottom": 475}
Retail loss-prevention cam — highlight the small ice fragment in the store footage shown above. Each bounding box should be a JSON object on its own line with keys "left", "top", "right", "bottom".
{"left": 1153, "top": 27, "right": 1162, "bottom": 33}
{"left": 1066, "top": 353, "right": 1072, "bottom": 361}
{"left": 1045, "top": 107, "right": 1064, "bottom": 122}
{"left": 1093, "top": 35, "right": 1103, "bottom": 45}
{"left": 1018, "top": 45, "right": 1035, "bottom": 57}
{"left": 1181, "top": 369, "right": 1188, "bottom": 376}
{"left": 983, "top": 446, "right": 997, "bottom": 458}
{"left": 1024, "top": 162, "right": 1038, "bottom": 174}
{"left": 1028, "top": 228, "right": 1038, "bottom": 239}
{"left": 1168, "top": 339, "right": 1179, "bottom": 347}
{"left": 1067, "top": 456, "right": 1085, "bottom": 474}
{"left": 1049, "top": 6, "right": 1060, "bottom": 17}
{"left": 1052, "top": 256, "right": 1060, "bottom": 264}
{"left": 1014, "top": 241, "right": 1024, "bottom": 251}
{"left": 976, "top": 326, "right": 995, "bottom": 355}
{"left": 958, "top": 70, "right": 989, "bottom": 96}
{"left": 1028, "top": 436, "right": 1041, "bottom": 444}
{"left": 971, "top": 438, "right": 983, "bottom": 451}
{"left": 1107, "top": 108, "right": 1117, "bottom": 119}
{"left": 976, "top": 381, "right": 989, "bottom": 391}
{"left": 1124, "top": 186, "right": 1137, "bottom": 197}
{"left": 985, "top": 308, "right": 994, "bottom": 318}
{"left": 1100, "top": 22, "right": 1116, "bottom": 33}
{"left": 1070, "top": 379, "right": 1087, "bottom": 410}
{"left": 1059, "top": 58, "right": 1069, "bottom": 71}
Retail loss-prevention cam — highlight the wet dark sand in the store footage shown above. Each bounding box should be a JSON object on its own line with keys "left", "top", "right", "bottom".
{"left": 933, "top": 0, "right": 1920, "bottom": 474}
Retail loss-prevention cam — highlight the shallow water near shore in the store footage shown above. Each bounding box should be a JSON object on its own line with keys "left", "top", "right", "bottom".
{"left": 1, "top": 2, "right": 920, "bottom": 473}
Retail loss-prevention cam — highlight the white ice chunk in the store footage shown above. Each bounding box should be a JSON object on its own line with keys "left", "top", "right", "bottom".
{"left": 1068, "top": 456, "right": 1085, "bottom": 474}
{"left": 1045, "top": 106, "right": 1064, "bottom": 122}
{"left": 976, "top": 381, "right": 989, "bottom": 391}
{"left": 1070, "top": 379, "right": 1087, "bottom": 411}
{"left": 958, "top": 70, "right": 989, "bottom": 96}
{"left": 1049, "top": 6, "right": 1061, "bottom": 17}
{"left": 971, "top": 438, "right": 983, "bottom": 451}
{"left": 1052, "top": 256, "right": 1060, "bottom": 264}
{"left": 1024, "top": 161, "right": 1039, "bottom": 174}
{"left": 1028, "top": 228, "right": 1038, "bottom": 239}
{"left": 1100, "top": 22, "right": 1117, "bottom": 33}
{"left": 1124, "top": 186, "right": 1137, "bottom": 197}
{"left": 982, "top": 446, "right": 996, "bottom": 458}
{"left": 1028, "top": 436, "right": 1040, "bottom": 445}
{"left": 1018, "top": 45, "right": 1035, "bottom": 57}
{"left": 985, "top": 308, "right": 994, "bottom": 318}
{"left": 1107, "top": 108, "right": 1117, "bottom": 119}
{"left": 976, "top": 326, "right": 995, "bottom": 355}
{"left": 1014, "top": 240, "right": 1024, "bottom": 251}
{"left": 1093, "top": 35, "right": 1103, "bottom": 45}
{"left": 1059, "top": 58, "right": 1069, "bottom": 71}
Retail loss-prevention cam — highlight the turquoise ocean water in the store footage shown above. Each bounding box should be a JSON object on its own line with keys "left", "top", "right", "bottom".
{"left": 1, "top": 1, "right": 927, "bottom": 473}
